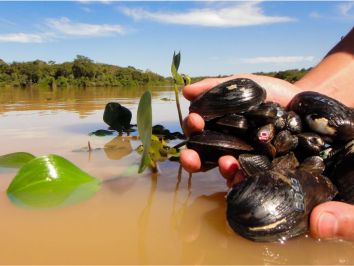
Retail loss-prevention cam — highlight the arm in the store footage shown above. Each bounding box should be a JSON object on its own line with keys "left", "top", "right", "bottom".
{"left": 294, "top": 27, "right": 354, "bottom": 107}
{"left": 181, "top": 28, "right": 354, "bottom": 240}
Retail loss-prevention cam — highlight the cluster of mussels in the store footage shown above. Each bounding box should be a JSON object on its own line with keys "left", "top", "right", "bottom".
{"left": 186, "top": 78, "right": 354, "bottom": 242}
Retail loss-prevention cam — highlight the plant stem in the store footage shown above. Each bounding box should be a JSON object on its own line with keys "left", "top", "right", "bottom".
{"left": 174, "top": 84, "right": 184, "bottom": 134}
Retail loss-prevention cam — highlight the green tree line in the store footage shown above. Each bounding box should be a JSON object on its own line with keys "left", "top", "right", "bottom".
{"left": 0, "top": 55, "right": 310, "bottom": 89}
{"left": 0, "top": 55, "right": 169, "bottom": 88}
{"left": 191, "top": 68, "right": 311, "bottom": 84}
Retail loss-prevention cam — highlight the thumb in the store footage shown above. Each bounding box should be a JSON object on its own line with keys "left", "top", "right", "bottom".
{"left": 310, "top": 201, "right": 354, "bottom": 241}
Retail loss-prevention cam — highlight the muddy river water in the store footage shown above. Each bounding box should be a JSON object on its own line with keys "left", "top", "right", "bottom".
{"left": 0, "top": 86, "right": 353, "bottom": 265}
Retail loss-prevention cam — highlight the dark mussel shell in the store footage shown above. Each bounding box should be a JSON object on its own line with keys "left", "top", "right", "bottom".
{"left": 187, "top": 130, "right": 254, "bottom": 164}
{"left": 252, "top": 124, "right": 277, "bottom": 158}
{"left": 271, "top": 152, "right": 299, "bottom": 172}
{"left": 245, "top": 102, "right": 278, "bottom": 126}
{"left": 297, "top": 132, "right": 327, "bottom": 156}
{"left": 226, "top": 168, "right": 337, "bottom": 242}
{"left": 288, "top": 91, "right": 354, "bottom": 141}
{"left": 213, "top": 114, "right": 248, "bottom": 136}
{"left": 189, "top": 78, "right": 266, "bottom": 121}
{"left": 255, "top": 123, "right": 276, "bottom": 143}
{"left": 285, "top": 111, "right": 302, "bottom": 134}
{"left": 273, "top": 130, "right": 298, "bottom": 155}
{"left": 329, "top": 140, "right": 354, "bottom": 203}
{"left": 238, "top": 154, "right": 271, "bottom": 177}
{"left": 298, "top": 156, "right": 326, "bottom": 175}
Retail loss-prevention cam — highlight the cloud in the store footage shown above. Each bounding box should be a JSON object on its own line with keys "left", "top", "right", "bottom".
{"left": 337, "top": 2, "right": 354, "bottom": 17}
{"left": 81, "top": 7, "right": 93, "bottom": 13}
{"left": 46, "top": 17, "right": 125, "bottom": 36}
{"left": 0, "top": 33, "right": 46, "bottom": 43}
{"left": 121, "top": 2, "right": 295, "bottom": 27}
{"left": 242, "top": 56, "right": 315, "bottom": 64}
{"left": 310, "top": 2, "right": 354, "bottom": 20}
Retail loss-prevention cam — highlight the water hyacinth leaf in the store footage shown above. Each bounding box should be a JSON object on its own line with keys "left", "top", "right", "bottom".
{"left": 0, "top": 152, "right": 36, "bottom": 168}
{"left": 171, "top": 52, "right": 184, "bottom": 85}
{"left": 89, "top": 129, "right": 114, "bottom": 137}
{"left": 7, "top": 154, "right": 101, "bottom": 208}
{"left": 137, "top": 90, "right": 153, "bottom": 173}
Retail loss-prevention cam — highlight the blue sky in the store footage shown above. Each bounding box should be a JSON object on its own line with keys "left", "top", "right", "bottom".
{"left": 0, "top": 1, "right": 353, "bottom": 77}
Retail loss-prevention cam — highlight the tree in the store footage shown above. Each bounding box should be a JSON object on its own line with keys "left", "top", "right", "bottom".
{"left": 72, "top": 55, "right": 95, "bottom": 78}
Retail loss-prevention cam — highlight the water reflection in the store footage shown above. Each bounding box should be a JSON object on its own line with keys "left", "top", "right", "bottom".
{"left": 0, "top": 86, "right": 173, "bottom": 117}
{"left": 104, "top": 136, "right": 135, "bottom": 160}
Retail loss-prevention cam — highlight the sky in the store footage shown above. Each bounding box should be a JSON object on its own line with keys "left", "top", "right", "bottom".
{"left": 0, "top": 1, "right": 353, "bottom": 77}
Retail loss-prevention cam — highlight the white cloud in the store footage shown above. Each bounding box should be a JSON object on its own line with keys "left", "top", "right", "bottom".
{"left": 309, "top": 11, "right": 322, "bottom": 19}
{"left": 121, "top": 2, "right": 295, "bottom": 27}
{"left": 337, "top": 2, "right": 354, "bottom": 17}
{"left": 242, "top": 56, "right": 315, "bottom": 64}
{"left": 46, "top": 17, "right": 125, "bottom": 36}
{"left": 81, "top": 7, "right": 93, "bottom": 13}
{"left": 0, "top": 33, "right": 46, "bottom": 43}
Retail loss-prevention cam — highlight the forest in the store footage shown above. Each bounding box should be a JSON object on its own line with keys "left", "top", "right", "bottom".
{"left": 0, "top": 55, "right": 310, "bottom": 88}
{"left": 0, "top": 55, "right": 168, "bottom": 88}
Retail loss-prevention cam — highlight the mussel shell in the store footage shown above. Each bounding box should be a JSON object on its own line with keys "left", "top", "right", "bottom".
{"left": 271, "top": 152, "right": 299, "bottom": 172}
{"left": 288, "top": 91, "right": 354, "bottom": 141}
{"left": 298, "top": 156, "right": 326, "bottom": 175}
{"left": 330, "top": 140, "right": 354, "bottom": 203}
{"left": 213, "top": 114, "right": 248, "bottom": 135}
{"left": 285, "top": 111, "right": 302, "bottom": 133}
{"left": 297, "top": 132, "right": 326, "bottom": 156}
{"left": 255, "top": 123, "right": 276, "bottom": 143}
{"left": 273, "top": 130, "right": 298, "bottom": 155}
{"left": 187, "top": 130, "right": 254, "bottom": 164}
{"left": 238, "top": 154, "right": 271, "bottom": 177}
{"left": 245, "top": 102, "right": 278, "bottom": 126}
{"left": 189, "top": 78, "right": 266, "bottom": 121}
{"left": 226, "top": 168, "right": 337, "bottom": 242}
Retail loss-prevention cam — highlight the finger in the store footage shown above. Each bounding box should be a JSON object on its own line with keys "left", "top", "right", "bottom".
{"left": 180, "top": 149, "right": 202, "bottom": 173}
{"left": 183, "top": 76, "right": 236, "bottom": 101}
{"left": 310, "top": 201, "right": 354, "bottom": 241}
{"left": 183, "top": 113, "right": 205, "bottom": 137}
{"left": 218, "top": 155, "right": 239, "bottom": 180}
{"left": 226, "top": 170, "right": 246, "bottom": 188}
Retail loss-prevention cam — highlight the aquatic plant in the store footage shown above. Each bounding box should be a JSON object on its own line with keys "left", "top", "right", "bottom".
{"left": 0, "top": 153, "right": 100, "bottom": 208}
{"left": 171, "top": 51, "right": 190, "bottom": 132}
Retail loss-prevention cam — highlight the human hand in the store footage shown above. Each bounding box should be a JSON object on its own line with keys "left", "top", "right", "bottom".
{"left": 180, "top": 73, "right": 300, "bottom": 173}
{"left": 180, "top": 73, "right": 354, "bottom": 241}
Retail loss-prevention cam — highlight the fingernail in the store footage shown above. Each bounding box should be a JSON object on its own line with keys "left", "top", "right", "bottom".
{"left": 317, "top": 212, "right": 338, "bottom": 239}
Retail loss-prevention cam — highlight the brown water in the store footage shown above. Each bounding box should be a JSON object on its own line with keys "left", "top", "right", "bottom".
{"left": 0, "top": 86, "right": 353, "bottom": 265}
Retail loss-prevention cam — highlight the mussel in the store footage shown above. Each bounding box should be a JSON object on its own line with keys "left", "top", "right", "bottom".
{"left": 189, "top": 78, "right": 266, "bottom": 121}
{"left": 185, "top": 79, "right": 351, "bottom": 242}
{"left": 187, "top": 130, "right": 254, "bottom": 164}
{"left": 288, "top": 91, "right": 354, "bottom": 141}
{"left": 226, "top": 154, "right": 337, "bottom": 242}
{"left": 329, "top": 140, "right": 354, "bottom": 203}
{"left": 214, "top": 114, "right": 248, "bottom": 135}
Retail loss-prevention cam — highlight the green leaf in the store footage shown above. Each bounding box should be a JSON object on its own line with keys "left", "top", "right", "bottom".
{"left": 137, "top": 90, "right": 153, "bottom": 173}
{"left": 172, "top": 51, "right": 181, "bottom": 71}
{"left": 171, "top": 51, "right": 184, "bottom": 85}
{"left": 0, "top": 152, "right": 36, "bottom": 168}
{"left": 7, "top": 154, "right": 101, "bottom": 208}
